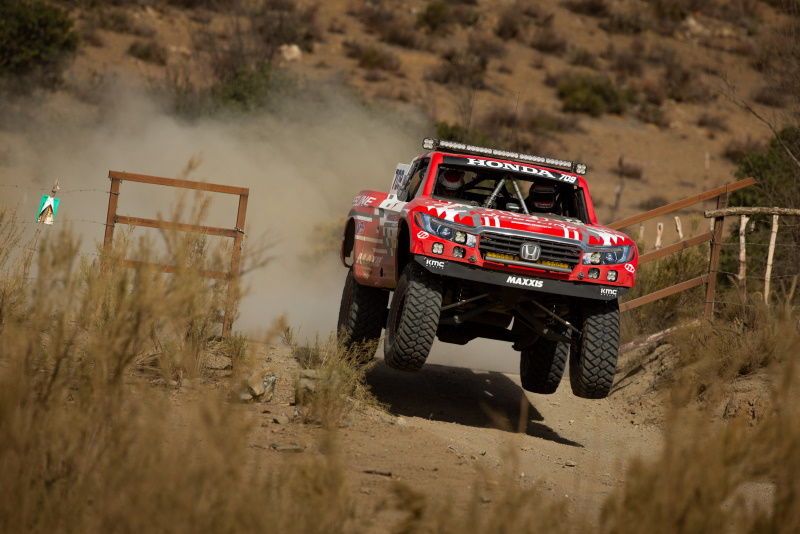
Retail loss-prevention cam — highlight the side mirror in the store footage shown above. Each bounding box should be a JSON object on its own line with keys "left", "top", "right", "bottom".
{"left": 505, "top": 202, "right": 521, "bottom": 213}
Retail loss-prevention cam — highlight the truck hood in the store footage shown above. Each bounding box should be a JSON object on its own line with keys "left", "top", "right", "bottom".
{"left": 414, "top": 200, "right": 631, "bottom": 247}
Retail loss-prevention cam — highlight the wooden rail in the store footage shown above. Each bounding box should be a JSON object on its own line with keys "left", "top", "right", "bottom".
{"left": 103, "top": 170, "right": 249, "bottom": 338}
{"left": 610, "top": 177, "right": 756, "bottom": 318}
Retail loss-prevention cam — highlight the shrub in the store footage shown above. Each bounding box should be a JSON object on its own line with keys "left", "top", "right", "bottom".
{"left": 616, "top": 160, "right": 643, "bottom": 179}
{"left": 428, "top": 48, "right": 487, "bottom": 89}
{"left": 600, "top": 10, "right": 649, "bottom": 34}
{"left": 207, "top": 62, "right": 295, "bottom": 113}
{"left": 434, "top": 121, "right": 491, "bottom": 147}
{"left": 529, "top": 28, "right": 568, "bottom": 56}
{"left": 0, "top": 1, "right": 78, "bottom": 86}
{"left": 570, "top": 48, "right": 599, "bottom": 69}
{"left": 636, "top": 102, "right": 669, "bottom": 128}
{"left": 381, "top": 20, "right": 422, "bottom": 49}
{"left": 94, "top": 7, "right": 134, "bottom": 33}
{"left": 556, "top": 74, "right": 634, "bottom": 116}
{"left": 722, "top": 135, "right": 763, "bottom": 164}
{"left": 662, "top": 52, "right": 709, "bottom": 103}
{"left": 285, "top": 334, "right": 381, "bottom": 428}
{"left": 417, "top": 0, "right": 450, "bottom": 33}
{"left": 452, "top": 5, "right": 479, "bottom": 27}
{"left": 525, "top": 109, "right": 583, "bottom": 133}
{"left": 751, "top": 85, "right": 787, "bottom": 108}
{"left": 495, "top": 7, "right": 523, "bottom": 39}
{"left": 563, "top": 0, "right": 609, "bottom": 17}
{"left": 253, "top": 0, "right": 321, "bottom": 57}
{"left": 344, "top": 41, "right": 400, "bottom": 71}
{"left": 638, "top": 194, "right": 668, "bottom": 211}
{"left": 610, "top": 49, "right": 644, "bottom": 80}
{"left": 467, "top": 32, "right": 506, "bottom": 60}
{"left": 697, "top": 112, "right": 727, "bottom": 132}
{"left": 128, "top": 40, "right": 168, "bottom": 66}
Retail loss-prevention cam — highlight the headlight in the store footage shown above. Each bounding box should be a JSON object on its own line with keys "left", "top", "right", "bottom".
{"left": 582, "top": 245, "right": 634, "bottom": 265}
{"left": 415, "top": 213, "right": 477, "bottom": 247}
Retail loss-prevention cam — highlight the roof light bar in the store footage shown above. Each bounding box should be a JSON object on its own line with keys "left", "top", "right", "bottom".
{"left": 422, "top": 137, "right": 587, "bottom": 175}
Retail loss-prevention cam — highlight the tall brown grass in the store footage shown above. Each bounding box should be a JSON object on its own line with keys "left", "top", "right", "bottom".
{"left": 2, "top": 197, "right": 798, "bottom": 532}
{"left": 603, "top": 292, "right": 799, "bottom": 533}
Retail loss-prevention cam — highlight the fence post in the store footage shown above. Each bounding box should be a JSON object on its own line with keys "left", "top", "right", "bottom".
{"left": 764, "top": 214, "right": 780, "bottom": 304}
{"left": 222, "top": 192, "right": 249, "bottom": 338}
{"left": 103, "top": 176, "right": 121, "bottom": 255}
{"left": 655, "top": 222, "right": 663, "bottom": 250}
{"left": 704, "top": 192, "right": 729, "bottom": 318}
{"left": 738, "top": 215, "right": 749, "bottom": 298}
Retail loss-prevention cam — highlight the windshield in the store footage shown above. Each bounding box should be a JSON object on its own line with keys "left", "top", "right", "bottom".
{"left": 429, "top": 162, "right": 589, "bottom": 223}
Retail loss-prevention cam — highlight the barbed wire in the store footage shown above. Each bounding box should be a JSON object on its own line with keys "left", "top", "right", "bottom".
{"left": 717, "top": 270, "right": 799, "bottom": 280}
{"left": 0, "top": 184, "right": 109, "bottom": 194}
{"left": 17, "top": 219, "right": 110, "bottom": 226}
{"left": 718, "top": 242, "right": 800, "bottom": 248}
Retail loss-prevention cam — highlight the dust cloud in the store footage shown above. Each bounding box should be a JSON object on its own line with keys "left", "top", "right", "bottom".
{"left": 0, "top": 78, "right": 519, "bottom": 373}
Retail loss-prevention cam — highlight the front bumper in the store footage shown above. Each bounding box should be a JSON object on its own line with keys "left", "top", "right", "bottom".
{"left": 414, "top": 255, "right": 628, "bottom": 301}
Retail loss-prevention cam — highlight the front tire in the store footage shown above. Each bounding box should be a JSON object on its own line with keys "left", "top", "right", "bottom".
{"left": 337, "top": 269, "right": 389, "bottom": 361}
{"left": 383, "top": 262, "right": 442, "bottom": 372}
{"left": 569, "top": 299, "right": 620, "bottom": 399}
{"left": 520, "top": 330, "right": 570, "bottom": 394}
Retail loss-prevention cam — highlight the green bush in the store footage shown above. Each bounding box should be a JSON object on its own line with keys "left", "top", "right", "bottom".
{"left": 720, "top": 126, "right": 800, "bottom": 294}
{"left": 556, "top": 74, "right": 634, "bottom": 116}
{"left": 209, "top": 62, "right": 291, "bottom": 112}
{"left": 0, "top": 1, "right": 78, "bottom": 87}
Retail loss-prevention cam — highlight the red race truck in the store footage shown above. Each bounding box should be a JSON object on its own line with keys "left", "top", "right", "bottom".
{"left": 338, "top": 138, "right": 638, "bottom": 399}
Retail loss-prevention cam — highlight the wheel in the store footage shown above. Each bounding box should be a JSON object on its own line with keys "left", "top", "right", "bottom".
{"left": 383, "top": 262, "right": 443, "bottom": 372}
{"left": 569, "top": 299, "right": 620, "bottom": 399}
{"left": 519, "top": 329, "right": 570, "bottom": 394}
{"left": 337, "top": 269, "right": 389, "bottom": 360}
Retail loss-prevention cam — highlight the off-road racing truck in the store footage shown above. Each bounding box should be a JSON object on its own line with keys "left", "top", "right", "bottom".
{"left": 337, "top": 138, "right": 638, "bottom": 399}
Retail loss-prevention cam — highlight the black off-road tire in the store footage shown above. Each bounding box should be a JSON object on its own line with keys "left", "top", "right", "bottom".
{"left": 383, "top": 262, "right": 443, "bottom": 372}
{"left": 569, "top": 299, "right": 620, "bottom": 399}
{"left": 337, "top": 269, "right": 389, "bottom": 361}
{"left": 520, "top": 330, "right": 570, "bottom": 394}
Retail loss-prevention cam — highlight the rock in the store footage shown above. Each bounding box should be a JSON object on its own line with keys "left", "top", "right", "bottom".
{"left": 229, "top": 369, "right": 277, "bottom": 404}
{"left": 273, "top": 412, "right": 290, "bottom": 425}
{"left": 394, "top": 417, "right": 407, "bottom": 426}
{"left": 205, "top": 353, "right": 232, "bottom": 370}
{"left": 246, "top": 369, "right": 277, "bottom": 402}
{"left": 565, "top": 460, "right": 577, "bottom": 467}
{"left": 279, "top": 44, "right": 303, "bottom": 63}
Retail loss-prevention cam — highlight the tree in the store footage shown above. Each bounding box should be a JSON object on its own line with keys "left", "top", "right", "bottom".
{"left": 0, "top": 1, "right": 79, "bottom": 89}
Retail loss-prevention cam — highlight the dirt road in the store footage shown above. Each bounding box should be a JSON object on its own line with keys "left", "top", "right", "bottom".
{"left": 214, "top": 341, "right": 663, "bottom": 530}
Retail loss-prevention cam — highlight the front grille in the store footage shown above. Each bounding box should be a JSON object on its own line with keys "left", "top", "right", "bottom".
{"left": 479, "top": 231, "right": 582, "bottom": 269}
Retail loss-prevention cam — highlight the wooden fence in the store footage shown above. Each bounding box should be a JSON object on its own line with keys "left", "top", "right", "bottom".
{"left": 704, "top": 206, "right": 800, "bottom": 305}
{"left": 607, "top": 177, "right": 756, "bottom": 318}
{"left": 103, "top": 170, "right": 249, "bottom": 338}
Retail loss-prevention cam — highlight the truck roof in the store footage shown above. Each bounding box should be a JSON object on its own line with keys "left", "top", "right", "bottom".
{"left": 421, "top": 138, "right": 587, "bottom": 176}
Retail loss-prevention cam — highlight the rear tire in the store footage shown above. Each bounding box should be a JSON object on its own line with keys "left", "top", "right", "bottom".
{"left": 383, "top": 262, "right": 442, "bottom": 372}
{"left": 520, "top": 330, "right": 570, "bottom": 394}
{"left": 569, "top": 299, "right": 620, "bottom": 399}
{"left": 337, "top": 269, "right": 389, "bottom": 361}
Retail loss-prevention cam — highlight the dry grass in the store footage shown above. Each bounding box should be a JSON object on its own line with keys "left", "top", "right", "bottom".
{"left": 605, "top": 294, "right": 800, "bottom": 533}
{"left": 284, "top": 330, "right": 382, "bottom": 429}
{"left": 2, "top": 195, "right": 799, "bottom": 532}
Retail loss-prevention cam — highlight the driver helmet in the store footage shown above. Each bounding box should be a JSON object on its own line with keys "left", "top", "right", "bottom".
{"left": 438, "top": 170, "right": 465, "bottom": 194}
{"left": 530, "top": 185, "right": 556, "bottom": 211}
